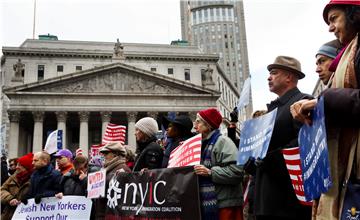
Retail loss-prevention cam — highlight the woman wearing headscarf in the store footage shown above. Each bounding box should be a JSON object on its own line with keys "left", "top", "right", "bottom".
{"left": 291, "top": 1, "right": 360, "bottom": 219}
{"left": 132, "top": 117, "right": 163, "bottom": 171}
{"left": 193, "top": 108, "right": 243, "bottom": 220}
{"left": 161, "top": 115, "right": 194, "bottom": 168}
{"left": 1, "top": 153, "right": 34, "bottom": 220}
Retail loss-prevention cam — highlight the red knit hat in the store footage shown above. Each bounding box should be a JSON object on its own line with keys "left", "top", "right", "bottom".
{"left": 198, "top": 108, "right": 223, "bottom": 129}
{"left": 17, "top": 153, "right": 34, "bottom": 171}
{"left": 323, "top": 0, "right": 360, "bottom": 24}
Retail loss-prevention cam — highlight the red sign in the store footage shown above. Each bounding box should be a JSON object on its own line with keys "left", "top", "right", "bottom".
{"left": 168, "top": 134, "right": 202, "bottom": 168}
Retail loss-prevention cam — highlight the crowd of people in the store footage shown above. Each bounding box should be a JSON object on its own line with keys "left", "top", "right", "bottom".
{"left": 1, "top": 1, "right": 359, "bottom": 220}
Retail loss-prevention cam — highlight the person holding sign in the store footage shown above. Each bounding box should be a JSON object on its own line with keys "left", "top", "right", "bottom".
{"left": 1, "top": 153, "right": 33, "bottom": 220}
{"left": 93, "top": 142, "right": 131, "bottom": 219}
{"left": 193, "top": 108, "right": 243, "bottom": 220}
{"left": 161, "top": 114, "right": 194, "bottom": 168}
{"left": 133, "top": 117, "right": 163, "bottom": 171}
{"left": 291, "top": 1, "right": 360, "bottom": 219}
{"left": 244, "top": 56, "right": 312, "bottom": 220}
{"left": 25, "top": 151, "right": 62, "bottom": 204}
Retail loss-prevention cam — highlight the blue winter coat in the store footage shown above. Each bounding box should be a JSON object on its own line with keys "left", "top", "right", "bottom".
{"left": 26, "top": 164, "right": 62, "bottom": 199}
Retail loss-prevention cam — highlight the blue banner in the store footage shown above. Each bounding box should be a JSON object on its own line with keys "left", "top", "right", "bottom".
{"left": 237, "top": 108, "right": 277, "bottom": 165}
{"left": 57, "top": 130, "right": 63, "bottom": 151}
{"left": 299, "top": 97, "right": 331, "bottom": 201}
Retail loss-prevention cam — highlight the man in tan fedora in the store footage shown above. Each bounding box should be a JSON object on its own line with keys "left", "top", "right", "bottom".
{"left": 244, "top": 56, "right": 312, "bottom": 220}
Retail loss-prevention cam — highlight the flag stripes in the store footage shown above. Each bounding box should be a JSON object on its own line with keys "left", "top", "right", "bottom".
{"left": 102, "top": 123, "right": 126, "bottom": 144}
{"left": 168, "top": 134, "right": 202, "bottom": 168}
{"left": 282, "top": 147, "right": 312, "bottom": 206}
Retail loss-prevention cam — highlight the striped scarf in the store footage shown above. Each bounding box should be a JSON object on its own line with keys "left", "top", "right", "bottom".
{"left": 199, "top": 129, "right": 221, "bottom": 220}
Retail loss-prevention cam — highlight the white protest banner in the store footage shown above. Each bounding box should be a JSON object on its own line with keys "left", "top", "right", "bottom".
{"left": 168, "top": 134, "right": 202, "bottom": 168}
{"left": 44, "top": 130, "right": 63, "bottom": 154}
{"left": 87, "top": 169, "right": 106, "bottom": 199}
{"left": 12, "top": 196, "right": 92, "bottom": 220}
{"left": 237, "top": 77, "right": 251, "bottom": 110}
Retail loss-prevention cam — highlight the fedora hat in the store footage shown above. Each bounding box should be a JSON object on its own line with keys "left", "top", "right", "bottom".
{"left": 267, "top": 56, "right": 305, "bottom": 79}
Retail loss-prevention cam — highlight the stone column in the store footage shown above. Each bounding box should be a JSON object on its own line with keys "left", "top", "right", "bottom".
{"left": 32, "top": 111, "right": 44, "bottom": 153}
{"left": 100, "top": 111, "right": 112, "bottom": 139}
{"left": 79, "top": 111, "right": 90, "bottom": 156}
{"left": 8, "top": 111, "right": 20, "bottom": 158}
{"left": 55, "top": 111, "right": 67, "bottom": 149}
{"left": 126, "top": 112, "right": 137, "bottom": 148}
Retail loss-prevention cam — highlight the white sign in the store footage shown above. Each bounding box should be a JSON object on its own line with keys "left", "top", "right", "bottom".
{"left": 87, "top": 169, "right": 106, "bottom": 199}
{"left": 12, "top": 196, "right": 92, "bottom": 220}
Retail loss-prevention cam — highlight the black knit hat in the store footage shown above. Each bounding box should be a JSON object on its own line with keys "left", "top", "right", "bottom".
{"left": 163, "top": 115, "right": 193, "bottom": 134}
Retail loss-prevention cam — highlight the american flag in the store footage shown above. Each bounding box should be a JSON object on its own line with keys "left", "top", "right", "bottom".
{"left": 282, "top": 147, "right": 312, "bottom": 206}
{"left": 75, "top": 148, "right": 83, "bottom": 156}
{"left": 102, "top": 123, "right": 126, "bottom": 145}
{"left": 168, "top": 134, "right": 202, "bottom": 168}
{"left": 243, "top": 177, "right": 251, "bottom": 205}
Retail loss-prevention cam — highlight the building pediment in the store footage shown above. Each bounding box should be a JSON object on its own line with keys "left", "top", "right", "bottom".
{"left": 4, "top": 62, "right": 219, "bottom": 96}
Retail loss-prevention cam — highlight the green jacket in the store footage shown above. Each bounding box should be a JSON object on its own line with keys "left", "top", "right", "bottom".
{"left": 205, "top": 131, "right": 244, "bottom": 208}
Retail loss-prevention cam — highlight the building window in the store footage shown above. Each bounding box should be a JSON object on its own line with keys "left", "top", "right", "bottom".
{"left": 57, "top": 65, "right": 63, "bottom": 72}
{"left": 37, "top": 65, "right": 44, "bottom": 81}
{"left": 167, "top": 68, "right": 174, "bottom": 75}
{"left": 76, "top": 66, "right": 82, "bottom": 71}
{"left": 184, "top": 69, "right": 191, "bottom": 81}
{"left": 201, "top": 69, "right": 206, "bottom": 81}
{"left": 151, "top": 67, "right": 157, "bottom": 72}
{"left": 225, "top": 42, "right": 228, "bottom": 48}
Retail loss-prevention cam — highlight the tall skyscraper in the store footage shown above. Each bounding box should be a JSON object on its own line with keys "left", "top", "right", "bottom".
{"left": 180, "top": 0, "right": 252, "bottom": 117}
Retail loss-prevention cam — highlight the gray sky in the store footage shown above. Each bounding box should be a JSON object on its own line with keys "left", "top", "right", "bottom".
{"left": 1, "top": 0, "right": 334, "bottom": 111}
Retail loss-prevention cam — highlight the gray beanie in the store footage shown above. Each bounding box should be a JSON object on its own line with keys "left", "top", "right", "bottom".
{"left": 135, "top": 117, "right": 159, "bottom": 138}
{"left": 316, "top": 39, "right": 342, "bottom": 59}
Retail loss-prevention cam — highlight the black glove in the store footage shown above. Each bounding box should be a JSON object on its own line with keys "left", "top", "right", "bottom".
{"left": 34, "top": 195, "right": 42, "bottom": 204}
{"left": 255, "top": 157, "right": 264, "bottom": 167}
{"left": 230, "top": 107, "right": 238, "bottom": 123}
{"left": 21, "top": 198, "right": 28, "bottom": 205}
{"left": 243, "top": 157, "right": 256, "bottom": 176}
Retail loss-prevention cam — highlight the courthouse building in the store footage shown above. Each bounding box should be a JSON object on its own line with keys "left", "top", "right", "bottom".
{"left": 1, "top": 37, "right": 239, "bottom": 158}
{"left": 180, "top": 0, "right": 252, "bottom": 118}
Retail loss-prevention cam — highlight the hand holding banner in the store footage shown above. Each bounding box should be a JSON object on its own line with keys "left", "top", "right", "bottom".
{"left": 298, "top": 97, "right": 331, "bottom": 201}
{"left": 237, "top": 109, "right": 277, "bottom": 165}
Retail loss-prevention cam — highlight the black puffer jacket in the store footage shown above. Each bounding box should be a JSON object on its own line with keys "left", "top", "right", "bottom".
{"left": 60, "top": 171, "right": 87, "bottom": 196}
{"left": 133, "top": 137, "right": 163, "bottom": 171}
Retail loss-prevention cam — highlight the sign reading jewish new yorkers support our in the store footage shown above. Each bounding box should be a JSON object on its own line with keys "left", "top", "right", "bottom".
{"left": 12, "top": 196, "right": 92, "bottom": 220}
{"left": 87, "top": 169, "right": 106, "bottom": 199}
{"left": 237, "top": 108, "right": 278, "bottom": 165}
{"left": 299, "top": 97, "right": 331, "bottom": 201}
{"left": 105, "top": 166, "right": 201, "bottom": 220}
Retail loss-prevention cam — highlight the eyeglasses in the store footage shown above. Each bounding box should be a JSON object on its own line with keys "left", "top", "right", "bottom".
{"left": 194, "top": 118, "right": 205, "bottom": 125}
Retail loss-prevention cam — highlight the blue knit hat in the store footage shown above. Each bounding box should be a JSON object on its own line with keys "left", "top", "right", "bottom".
{"left": 316, "top": 39, "right": 342, "bottom": 59}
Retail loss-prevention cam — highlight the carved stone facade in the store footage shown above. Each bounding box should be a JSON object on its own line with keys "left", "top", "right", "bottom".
{"left": 1, "top": 38, "right": 241, "bottom": 157}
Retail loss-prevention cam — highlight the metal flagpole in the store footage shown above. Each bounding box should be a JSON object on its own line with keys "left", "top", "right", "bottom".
{"left": 32, "top": 0, "right": 36, "bottom": 39}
